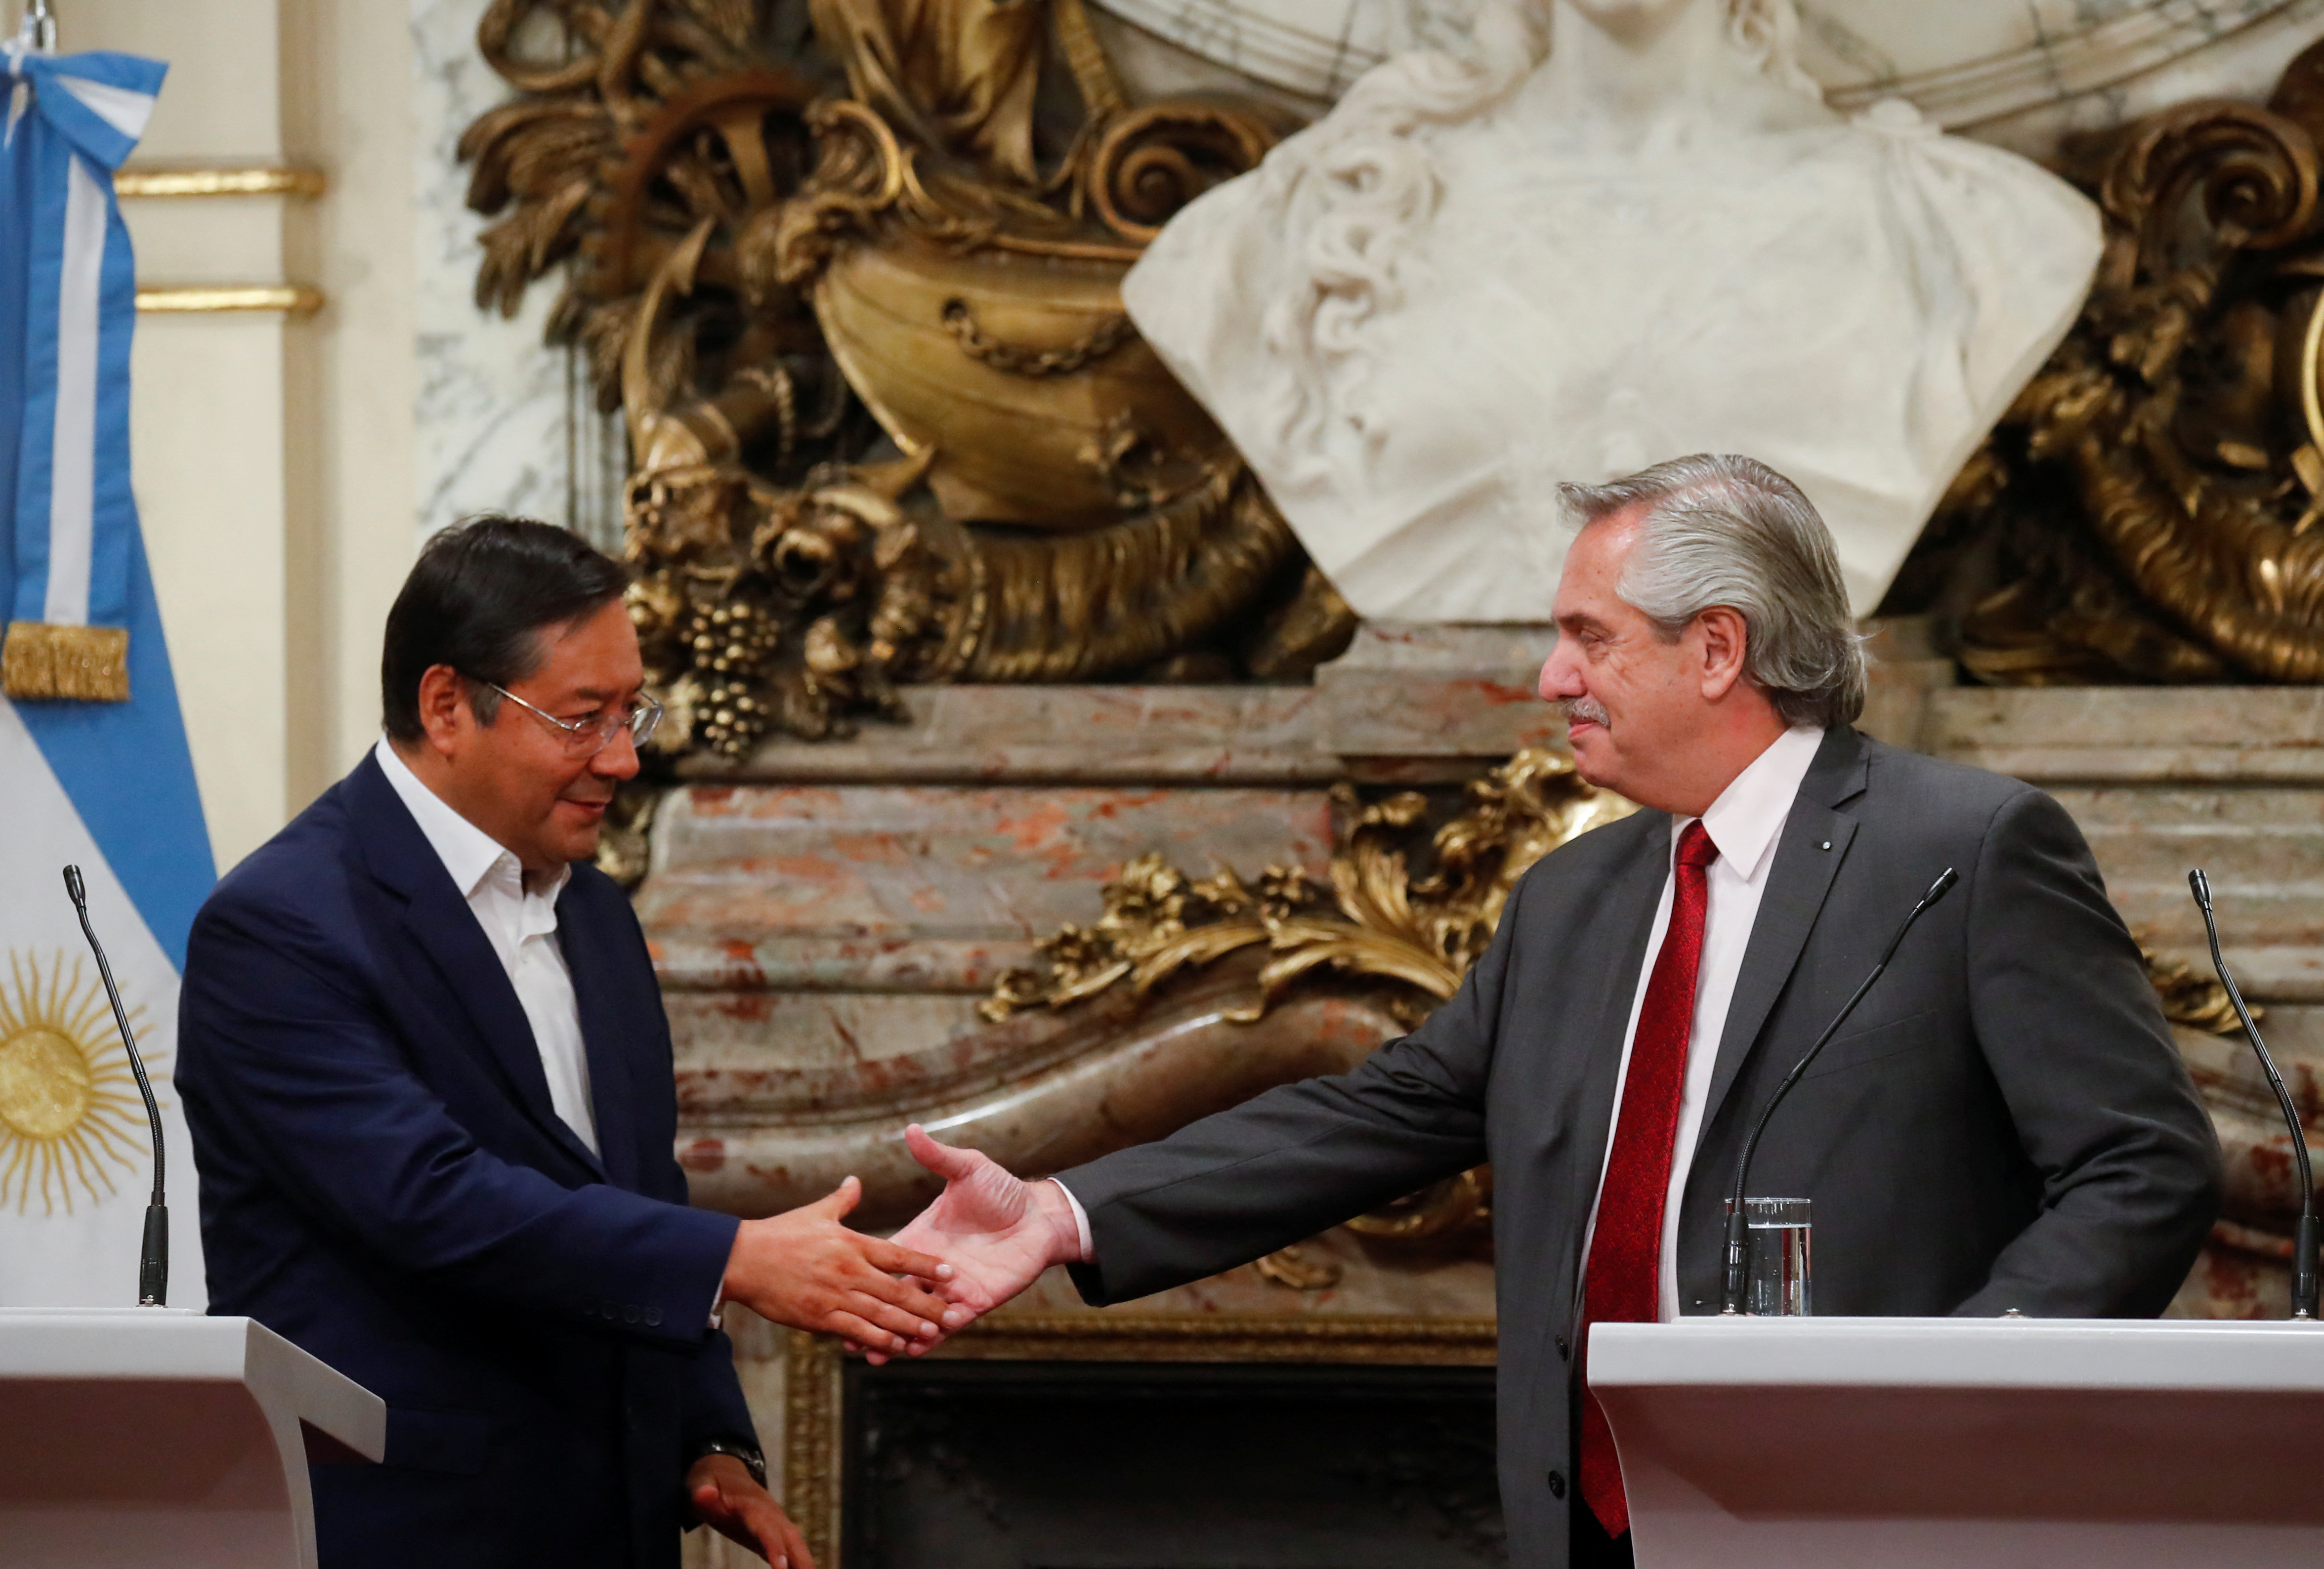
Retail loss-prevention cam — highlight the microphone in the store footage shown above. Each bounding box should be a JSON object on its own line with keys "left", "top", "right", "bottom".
{"left": 63, "top": 865, "right": 169, "bottom": 1307}
{"left": 1720, "top": 867, "right": 1959, "bottom": 1315}
{"left": 2189, "top": 868, "right": 2318, "bottom": 1320}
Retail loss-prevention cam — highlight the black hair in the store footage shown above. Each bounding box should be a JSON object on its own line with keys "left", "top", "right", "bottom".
{"left": 380, "top": 516, "right": 630, "bottom": 742}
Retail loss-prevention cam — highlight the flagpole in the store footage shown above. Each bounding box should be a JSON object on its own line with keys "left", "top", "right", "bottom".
{"left": 24, "top": 0, "right": 56, "bottom": 51}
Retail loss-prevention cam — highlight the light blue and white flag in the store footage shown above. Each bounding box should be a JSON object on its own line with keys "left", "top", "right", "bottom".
{"left": 0, "top": 29, "right": 212, "bottom": 1308}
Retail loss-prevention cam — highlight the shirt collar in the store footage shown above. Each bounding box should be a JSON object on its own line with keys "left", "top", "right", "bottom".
{"left": 1680, "top": 725, "right": 1825, "bottom": 884}
{"left": 372, "top": 737, "right": 569, "bottom": 905}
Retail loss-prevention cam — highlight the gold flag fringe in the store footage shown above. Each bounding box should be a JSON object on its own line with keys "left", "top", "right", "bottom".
{"left": 1, "top": 622, "right": 130, "bottom": 702}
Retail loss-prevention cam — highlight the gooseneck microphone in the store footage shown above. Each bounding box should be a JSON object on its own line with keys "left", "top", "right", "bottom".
{"left": 63, "top": 865, "right": 169, "bottom": 1307}
{"left": 1720, "top": 867, "right": 1959, "bottom": 1315}
{"left": 2189, "top": 868, "right": 2317, "bottom": 1321}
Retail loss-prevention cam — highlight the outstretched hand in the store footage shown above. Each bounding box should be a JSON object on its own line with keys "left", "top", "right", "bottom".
{"left": 719, "top": 1175, "right": 963, "bottom": 1355}
{"left": 865, "top": 1125, "right": 1086, "bottom": 1362}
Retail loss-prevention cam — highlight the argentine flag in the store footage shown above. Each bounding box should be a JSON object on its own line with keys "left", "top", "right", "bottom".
{"left": 0, "top": 35, "right": 212, "bottom": 1307}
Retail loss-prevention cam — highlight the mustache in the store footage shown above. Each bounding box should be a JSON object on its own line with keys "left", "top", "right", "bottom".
{"left": 1561, "top": 697, "right": 1610, "bottom": 728}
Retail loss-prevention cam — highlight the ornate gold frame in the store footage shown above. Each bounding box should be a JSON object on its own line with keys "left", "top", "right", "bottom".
{"left": 781, "top": 1314, "right": 1498, "bottom": 1568}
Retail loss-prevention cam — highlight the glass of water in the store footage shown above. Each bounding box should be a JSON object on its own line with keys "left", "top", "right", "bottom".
{"left": 1735, "top": 1197, "right": 1812, "bottom": 1316}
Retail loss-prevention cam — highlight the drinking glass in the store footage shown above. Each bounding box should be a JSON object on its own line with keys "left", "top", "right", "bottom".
{"left": 1735, "top": 1196, "right": 1812, "bottom": 1317}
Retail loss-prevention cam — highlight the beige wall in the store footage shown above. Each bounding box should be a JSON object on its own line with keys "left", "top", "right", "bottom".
{"left": 6, "top": 0, "right": 418, "bottom": 871}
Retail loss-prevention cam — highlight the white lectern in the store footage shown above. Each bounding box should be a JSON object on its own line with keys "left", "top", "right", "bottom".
{"left": 1591, "top": 1317, "right": 2324, "bottom": 1569}
{"left": 0, "top": 1309, "right": 383, "bottom": 1569}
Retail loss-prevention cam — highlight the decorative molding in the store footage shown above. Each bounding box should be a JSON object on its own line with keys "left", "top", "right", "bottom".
{"left": 781, "top": 1330, "right": 846, "bottom": 1569}
{"left": 783, "top": 1314, "right": 1496, "bottom": 1569}
{"left": 925, "top": 1312, "right": 1499, "bottom": 1363}
{"left": 134, "top": 285, "right": 325, "bottom": 319}
{"left": 115, "top": 166, "right": 327, "bottom": 200}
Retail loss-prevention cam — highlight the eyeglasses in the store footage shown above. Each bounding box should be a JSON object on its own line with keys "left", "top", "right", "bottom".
{"left": 478, "top": 680, "right": 663, "bottom": 757}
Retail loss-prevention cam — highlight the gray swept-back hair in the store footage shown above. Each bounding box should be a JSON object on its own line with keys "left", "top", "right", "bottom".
{"left": 1558, "top": 454, "right": 1867, "bottom": 729}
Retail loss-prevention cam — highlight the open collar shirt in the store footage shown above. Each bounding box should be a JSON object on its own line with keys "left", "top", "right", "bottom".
{"left": 373, "top": 737, "right": 600, "bottom": 1155}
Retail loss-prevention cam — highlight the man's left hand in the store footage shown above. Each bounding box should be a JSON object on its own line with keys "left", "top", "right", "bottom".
{"left": 688, "top": 1452, "right": 813, "bottom": 1569}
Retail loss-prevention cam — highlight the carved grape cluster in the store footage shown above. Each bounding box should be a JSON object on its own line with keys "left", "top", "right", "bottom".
{"left": 675, "top": 601, "right": 782, "bottom": 757}
{"left": 685, "top": 600, "right": 782, "bottom": 679}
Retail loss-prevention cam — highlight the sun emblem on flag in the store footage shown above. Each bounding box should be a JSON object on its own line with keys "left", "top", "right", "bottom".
{"left": 0, "top": 950, "right": 153, "bottom": 1215}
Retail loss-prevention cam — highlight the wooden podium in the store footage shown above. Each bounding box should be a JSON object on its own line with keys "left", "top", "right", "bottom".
{"left": 1590, "top": 1317, "right": 2324, "bottom": 1569}
{"left": 0, "top": 1309, "right": 383, "bottom": 1569}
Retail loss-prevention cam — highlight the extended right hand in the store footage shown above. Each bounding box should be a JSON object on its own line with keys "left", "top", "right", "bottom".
{"left": 858, "top": 1125, "right": 1088, "bottom": 1363}
{"left": 719, "top": 1176, "right": 963, "bottom": 1354}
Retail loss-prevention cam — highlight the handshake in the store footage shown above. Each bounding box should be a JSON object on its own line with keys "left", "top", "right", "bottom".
{"left": 716, "top": 1123, "right": 1084, "bottom": 1357}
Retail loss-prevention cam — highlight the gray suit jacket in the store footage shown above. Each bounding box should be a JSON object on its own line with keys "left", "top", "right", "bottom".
{"left": 1058, "top": 727, "right": 2222, "bottom": 1568}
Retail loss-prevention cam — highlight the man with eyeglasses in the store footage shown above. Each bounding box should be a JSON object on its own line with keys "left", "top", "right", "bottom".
{"left": 177, "top": 517, "right": 958, "bottom": 1569}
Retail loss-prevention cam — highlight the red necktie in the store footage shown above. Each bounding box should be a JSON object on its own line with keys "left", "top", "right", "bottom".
{"left": 1578, "top": 819, "right": 1719, "bottom": 1538}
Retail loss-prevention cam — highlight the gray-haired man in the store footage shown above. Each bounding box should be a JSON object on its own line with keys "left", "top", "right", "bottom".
{"left": 887, "top": 454, "right": 2223, "bottom": 1569}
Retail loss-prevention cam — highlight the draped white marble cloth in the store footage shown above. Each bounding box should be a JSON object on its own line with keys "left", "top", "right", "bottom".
{"left": 1124, "top": 46, "right": 2103, "bottom": 620}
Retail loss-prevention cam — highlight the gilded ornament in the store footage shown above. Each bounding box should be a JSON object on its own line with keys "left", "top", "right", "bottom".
{"left": 1906, "top": 39, "right": 2324, "bottom": 686}
{"left": 983, "top": 748, "right": 1636, "bottom": 1025}
{"left": 462, "top": 0, "right": 1332, "bottom": 765}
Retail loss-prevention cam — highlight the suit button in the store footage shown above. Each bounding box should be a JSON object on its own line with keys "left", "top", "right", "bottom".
{"left": 1555, "top": 1335, "right": 1570, "bottom": 1362}
{"left": 624, "top": 1303, "right": 641, "bottom": 1324}
{"left": 602, "top": 1301, "right": 619, "bottom": 1321}
{"left": 645, "top": 1307, "right": 664, "bottom": 1327}
{"left": 1547, "top": 1469, "right": 1567, "bottom": 1499}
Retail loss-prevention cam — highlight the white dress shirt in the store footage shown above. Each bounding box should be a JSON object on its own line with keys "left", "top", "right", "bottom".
{"left": 1582, "top": 724, "right": 1825, "bottom": 1320}
{"left": 1053, "top": 727, "right": 1827, "bottom": 1279}
{"left": 374, "top": 737, "right": 600, "bottom": 1155}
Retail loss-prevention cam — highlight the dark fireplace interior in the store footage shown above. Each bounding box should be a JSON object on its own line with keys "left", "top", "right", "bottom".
{"left": 842, "top": 1360, "right": 1507, "bottom": 1569}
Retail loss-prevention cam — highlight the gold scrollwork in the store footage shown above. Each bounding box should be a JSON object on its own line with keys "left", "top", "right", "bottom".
{"left": 1907, "top": 39, "right": 2324, "bottom": 687}
{"left": 1089, "top": 103, "right": 1279, "bottom": 244}
{"left": 464, "top": 0, "right": 1326, "bottom": 770}
{"left": 984, "top": 749, "right": 1635, "bottom": 1023}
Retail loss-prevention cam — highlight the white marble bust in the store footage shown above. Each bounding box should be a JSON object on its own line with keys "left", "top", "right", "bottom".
{"left": 1119, "top": 0, "right": 2104, "bottom": 620}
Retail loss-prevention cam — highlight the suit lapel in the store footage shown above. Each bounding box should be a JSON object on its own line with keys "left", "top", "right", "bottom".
{"left": 1561, "top": 809, "right": 1675, "bottom": 1325}
{"left": 557, "top": 892, "right": 639, "bottom": 1190}
{"left": 1697, "top": 728, "right": 1870, "bottom": 1141}
{"left": 349, "top": 756, "right": 608, "bottom": 1179}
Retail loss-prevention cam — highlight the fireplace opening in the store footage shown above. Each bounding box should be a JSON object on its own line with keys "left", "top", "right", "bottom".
{"left": 841, "top": 1360, "right": 1506, "bottom": 1569}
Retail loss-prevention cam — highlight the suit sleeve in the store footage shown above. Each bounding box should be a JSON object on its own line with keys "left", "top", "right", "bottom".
{"left": 179, "top": 885, "right": 738, "bottom": 1348}
{"left": 1059, "top": 864, "right": 1531, "bottom": 1304}
{"left": 1953, "top": 787, "right": 2223, "bottom": 1316}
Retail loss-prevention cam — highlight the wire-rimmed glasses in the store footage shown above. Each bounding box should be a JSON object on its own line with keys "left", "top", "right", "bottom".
{"left": 479, "top": 679, "right": 663, "bottom": 757}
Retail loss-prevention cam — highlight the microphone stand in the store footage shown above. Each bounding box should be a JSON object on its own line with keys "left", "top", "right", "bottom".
{"left": 1720, "top": 867, "right": 1958, "bottom": 1316}
{"left": 2189, "top": 868, "right": 2318, "bottom": 1321}
{"left": 63, "top": 866, "right": 169, "bottom": 1307}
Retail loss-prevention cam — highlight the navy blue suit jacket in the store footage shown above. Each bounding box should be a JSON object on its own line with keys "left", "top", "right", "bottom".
{"left": 178, "top": 755, "right": 753, "bottom": 1569}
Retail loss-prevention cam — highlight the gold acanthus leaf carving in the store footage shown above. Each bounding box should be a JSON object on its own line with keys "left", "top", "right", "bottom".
{"left": 2144, "top": 948, "right": 2252, "bottom": 1037}
{"left": 465, "top": 0, "right": 1337, "bottom": 763}
{"left": 983, "top": 750, "right": 1638, "bottom": 1023}
{"left": 1911, "top": 38, "right": 2324, "bottom": 687}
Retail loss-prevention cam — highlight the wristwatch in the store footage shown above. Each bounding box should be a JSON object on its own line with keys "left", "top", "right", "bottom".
{"left": 693, "top": 1438, "right": 767, "bottom": 1490}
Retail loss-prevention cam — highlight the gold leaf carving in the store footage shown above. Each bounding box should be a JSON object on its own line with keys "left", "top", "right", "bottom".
{"left": 983, "top": 749, "right": 1636, "bottom": 1022}
{"left": 461, "top": 0, "right": 1317, "bottom": 758}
